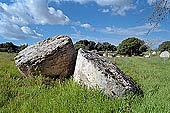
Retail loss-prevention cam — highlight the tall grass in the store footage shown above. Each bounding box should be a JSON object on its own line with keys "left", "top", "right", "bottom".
{"left": 0, "top": 52, "right": 170, "bottom": 113}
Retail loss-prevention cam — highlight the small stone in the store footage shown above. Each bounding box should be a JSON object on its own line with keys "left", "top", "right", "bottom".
{"left": 116, "top": 55, "right": 120, "bottom": 58}
{"left": 144, "top": 55, "right": 150, "bottom": 58}
{"left": 103, "top": 53, "right": 108, "bottom": 57}
{"left": 152, "top": 51, "right": 157, "bottom": 56}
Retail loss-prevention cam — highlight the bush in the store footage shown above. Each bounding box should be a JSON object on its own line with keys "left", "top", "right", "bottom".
{"left": 19, "top": 44, "right": 28, "bottom": 51}
{"left": 96, "top": 42, "right": 117, "bottom": 51}
{"left": 0, "top": 42, "right": 28, "bottom": 53}
{"left": 118, "top": 37, "right": 145, "bottom": 56}
{"left": 74, "top": 40, "right": 117, "bottom": 52}
{"left": 158, "top": 41, "right": 170, "bottom": 52}
{"left": 0, "top": 42, "right": 19, "bottom": 53}
{"left": 74, "top": 43, "right": 89, "bottom": 51}
{"left": 74, "top": 40, "right": 96, "bottom": 51}
{"left": 139, "top": 45, "right": 149, "bottom": 53}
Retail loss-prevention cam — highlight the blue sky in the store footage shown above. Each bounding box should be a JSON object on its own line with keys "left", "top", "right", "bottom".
{"left": 0, "top": 0, "right": 170, "bottom": 48}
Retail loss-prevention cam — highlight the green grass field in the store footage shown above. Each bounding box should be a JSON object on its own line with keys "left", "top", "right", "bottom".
{"left": 0, "top": 52, "right": 170, "bottom": 113}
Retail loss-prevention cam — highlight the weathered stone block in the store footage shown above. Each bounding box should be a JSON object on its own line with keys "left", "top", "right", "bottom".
{"left": 73, "top": 48, "right": 142, "bottom": 96}
{"left": 15, "top": 35, "right": 77, "bottom": 79}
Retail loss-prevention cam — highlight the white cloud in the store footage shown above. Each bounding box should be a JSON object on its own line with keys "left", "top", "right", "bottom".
{"left": 52, "top": 0, "right": 135, "bottom": 16}
{"left": 72, "top": 22, "right": 95, "bottom": 32}
{"left": 0, "top": 0, "right": 70, "bottom": 25}
{"left": 139, "top": 9, "right": 144, "bottom": 13}
{"left": 100, "top": 23, "right": 167, "bottom": 36}
{"left": 147, "top": 0, "right": 157, "bottom": 5}
{"left": 0, "top": 21, "right": 43, "bottom": 40}
{"left": 111, "top": 4, "right": 136, "bottom": 16}
{"left": 102, "top": 9, "right": 110, "bottom": 13}
{"left": 21, "top": 26, "right": 43, "bottom": 38}
{"left": 71, "top": 26, "right": 81, "bottom": 35}
{"left": 80, "top": 24, "right": 91, "bottom": 29}
{"left": 80, "top": 23, "right": 95, "bottom": 31}
{"left": 0, "top": 0, "right": 70, "bottom": 40}
{"left": 25, "top": 0, "right": 70, "bottom": 25}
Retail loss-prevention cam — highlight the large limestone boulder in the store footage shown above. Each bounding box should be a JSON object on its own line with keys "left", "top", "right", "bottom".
{"left": 73, "top": 48, "right": 142, "bottom": 96}
{"left": 160, "top": 51, "right": 170, "bottom": 59}
{"left": 15, "top": 35, "right": 77, "bottom": 79}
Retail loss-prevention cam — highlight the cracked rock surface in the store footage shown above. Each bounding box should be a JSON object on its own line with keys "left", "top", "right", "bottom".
{"left": 15, "top": 35, "right": 77, "bottom": 79}
{"left": 73, "top": 48, "right": 142, "bottom": 96}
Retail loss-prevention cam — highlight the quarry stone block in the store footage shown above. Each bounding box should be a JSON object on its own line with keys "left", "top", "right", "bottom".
{"left": 15, "top": 35, "right": 77, "bottom": 79}
{"left": 73, "top": 48, "right": 142, "bottom": 96}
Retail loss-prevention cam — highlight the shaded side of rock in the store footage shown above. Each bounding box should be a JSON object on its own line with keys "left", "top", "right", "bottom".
{"left": 73, "top": 48, "right": 142, "bottom": 96}
{"left": 15, "top": 35, "right": 77, "bottom": 79}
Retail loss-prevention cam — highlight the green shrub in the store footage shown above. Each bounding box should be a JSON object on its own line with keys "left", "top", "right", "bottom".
{"left": 158, "top": 41, "right": 170, "bottom": 52}
{"left": 0, "top": 42, "right": 28, "bottom": 53}
{"left": 74, "top": 40, "right": 117, "bottom": 52}
{"left": 95, "top": 42, "right": 117, "bottom": 51}
{"left": 74, "top": 43, "right": 89, "bottom": 51}
{"left": 74, "top": 40, "right": 96, "bottom": 51}
{"left": 139, "top": 45, "right": 149, "bottom": 53}
{"left": 19, "top": 44, "right": 28, "bottom": 51}
{"left": 118, "top": 37, "right": 145, "bottom": 56}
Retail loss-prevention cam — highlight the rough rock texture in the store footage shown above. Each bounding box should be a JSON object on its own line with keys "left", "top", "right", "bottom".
{"left": 73, "top": 48, "right": 142, "bottom": 96}
{"left": 160, "top": 51, "right": 170, "bottom": 58}
{"left": 15, "top": 35, "right": 77, "bottom": 78}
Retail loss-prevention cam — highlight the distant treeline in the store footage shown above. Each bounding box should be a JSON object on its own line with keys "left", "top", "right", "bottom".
{"left": 1, "top": 38, "right": 169, "bottom": 55}
{"left": 74, "top": 38, "right": 170, "bottom": 56}
{"left": 74, "top": 40, "right": 117, "bottom": 52}
{"left": 74, "top": 38, "right": 148, "bottom": 56}
{"left": 0, "top": 42, "right": 28, "bottom": 53}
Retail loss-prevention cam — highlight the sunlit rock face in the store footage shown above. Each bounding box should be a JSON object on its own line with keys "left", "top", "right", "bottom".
{"left": 15, "top": 35, "right": 77, "bottom": 79}
{"left": 160, "top": 51, "right": 170, "bottom": 59}
{"left": 73, "top": 48, "right": 142, "bottom": 96}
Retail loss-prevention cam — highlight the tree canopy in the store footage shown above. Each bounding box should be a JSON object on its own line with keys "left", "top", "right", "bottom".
{"left": 149, "top": 0, "right": 170, "bottom": 32}
{"left": 0, "top": 42, "right": 28, "bottom": 53}
{"left": 158, "top": 41, "right": 170, "bottom": 52}
{"left": 117, "top": 37, "right": 146, "bottom": 56}
{"left": 74, "top": 40, "right": 96, "bottom": 51}
{"left": 74, "top": 40, "right": 117, "bottom": 52}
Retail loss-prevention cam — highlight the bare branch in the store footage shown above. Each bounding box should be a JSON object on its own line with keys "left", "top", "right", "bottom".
{"left": 148, "top": 0, "right": 170, "bottom": 34}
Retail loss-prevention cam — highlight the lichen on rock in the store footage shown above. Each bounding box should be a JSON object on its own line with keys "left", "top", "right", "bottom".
{"left": 15, "top": 35, "right": 77, "bottom": 79}
{"left": 73, "top": 48, "right": 143, "bottom": 96}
